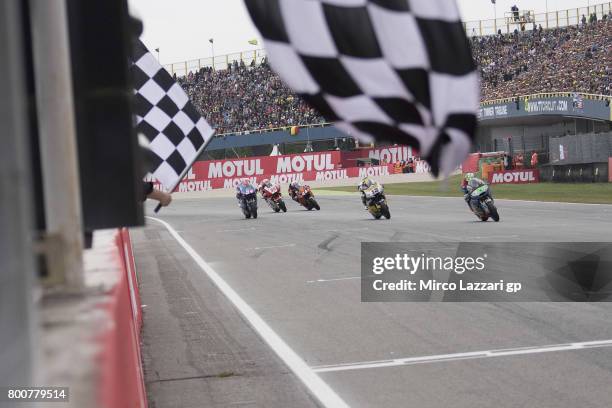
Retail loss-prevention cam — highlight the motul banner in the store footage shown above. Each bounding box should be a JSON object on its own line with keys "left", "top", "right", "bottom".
{"left": 488, "top": 169, "right": 540, "bottom": 184}
{"left": 175, "top": 164, "right": 394, "bottom": 192}
{"left": 199, "top": 150, "right": 342, "bottom": 179}
{"left": 148, "top": 147, "right": 425, "bottom": 192}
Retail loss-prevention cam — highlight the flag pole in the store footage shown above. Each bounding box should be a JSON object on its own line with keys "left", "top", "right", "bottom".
{"left": 209, "top": 38, "right": 215, "bottom": 70}
{"left": 494, "top": 1, "right": 497, "bottom": 33}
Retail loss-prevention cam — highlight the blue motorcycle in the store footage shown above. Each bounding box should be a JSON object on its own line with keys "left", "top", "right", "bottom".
{"left": 237, "top": 184, "right": 258, "bottom": 219}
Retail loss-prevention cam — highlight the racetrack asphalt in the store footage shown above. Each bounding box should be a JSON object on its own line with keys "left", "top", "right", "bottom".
{"left": 135, "top": 193, "right": 612, "bottom": 408}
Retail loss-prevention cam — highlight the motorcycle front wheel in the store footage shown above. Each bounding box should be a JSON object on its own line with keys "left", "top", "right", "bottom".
{"left": 310, "top": 198, "right": 320, "bottom": 211}
{"left": 380, "top": 203, "right": 391, "bottom": 219}
{"left": 488, "top": 203, "right": 500, "bottom": 222}
{"left": 279, "top": 200, "right": 287, "bottom": 212}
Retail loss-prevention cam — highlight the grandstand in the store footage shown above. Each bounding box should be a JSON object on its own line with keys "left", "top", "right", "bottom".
{"left": 169, "top": 5, "right": 610, "bottom": 139}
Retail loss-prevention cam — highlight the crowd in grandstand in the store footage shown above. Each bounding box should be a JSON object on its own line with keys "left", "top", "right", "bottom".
{"left": 178, "top": 60, "right": 324, "bottom": 135}
{"left": 178, "top": 14, "right": 611, "bottom": 134}
{"left": 474, "top": 13, "right": 611, "bottom": 100}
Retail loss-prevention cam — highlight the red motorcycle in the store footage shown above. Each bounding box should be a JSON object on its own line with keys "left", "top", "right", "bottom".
{"left": 261, "top": 183, "right": 287, "bottom": 213}
{"left": 294, "top": 185, "right": 320, "bottom": 211}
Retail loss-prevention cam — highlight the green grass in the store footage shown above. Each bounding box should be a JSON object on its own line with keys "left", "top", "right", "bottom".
{"left": 321, "top": 175, "right": 612, "bottom": 204}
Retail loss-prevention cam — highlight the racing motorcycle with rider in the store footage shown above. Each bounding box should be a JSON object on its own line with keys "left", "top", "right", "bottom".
{"left": 236, "top": 179, "right": 258, "bottom": 219}
{"left": 258, "top": 179, "right": 287, "bottom": 213}
{"left": 288, "top": 181, "right": 320, "bottom": 210}
{"left": 358, "top": 177, "right": 390, "bottom": 219}
{"left": 461, "top": 173, "right": 500, "bottom": 222}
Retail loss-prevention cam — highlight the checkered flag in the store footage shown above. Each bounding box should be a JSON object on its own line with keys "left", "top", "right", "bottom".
{"left": 131, "top": 40, "right": 214, "bottom": 192}
{"left": 244, "top": 0, "right": 478, "bottom": 176}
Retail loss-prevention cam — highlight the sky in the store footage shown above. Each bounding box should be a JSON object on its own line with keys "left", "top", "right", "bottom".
{"left": 128, "top": 0, "right": 600, "bottom": 65}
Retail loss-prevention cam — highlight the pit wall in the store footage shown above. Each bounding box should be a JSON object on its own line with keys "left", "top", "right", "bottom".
{"left": 98, "top": 229, "right": 147, "bottom": 408}
{"left": 154, "top": 146, "right": 432, "bottom": 193}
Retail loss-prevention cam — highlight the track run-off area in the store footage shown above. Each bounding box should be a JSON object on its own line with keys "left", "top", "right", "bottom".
{"left": 134, "top": 193, "right": 612, "bottom": 408}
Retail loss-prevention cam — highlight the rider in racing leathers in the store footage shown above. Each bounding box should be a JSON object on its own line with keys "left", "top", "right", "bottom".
{"left": 461, "top": 173, "right": 487, "bottom": 212}
{"left": 236, "top": 179, "right": 256, "bottom": 201}
{"left": 288, "top": 181, "right": 302, "bottom": 202}
{"left": 358, "top": 177, "right": 384, "bottom": 210}
{"left": 258, "top": 179, "right": 276, "bottom": 201}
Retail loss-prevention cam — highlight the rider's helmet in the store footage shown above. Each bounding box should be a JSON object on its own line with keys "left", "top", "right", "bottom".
{"left": 290, "top": 181, "right": 300, "bottom": 189}
{"left": 262, "top": 178, "right": 272, "bottom": 187}
{"left": 464, "top": 173, "right": 475, "bottom": 183}
{"left": 241, "top": 179, "right": 251, "bottom": 187}
{"left": 360, "top": 177, "right": 373, "bottom": 189}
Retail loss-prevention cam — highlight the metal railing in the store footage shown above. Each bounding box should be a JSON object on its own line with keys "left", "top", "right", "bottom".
{"left": 215, "top": 121, "right": 331, "bottom": 138}
{"left": 464, "top": 2, "right": 611, "bottom": 36}
{"left": 164, "top": 48, "right": 267, "bottom": 77}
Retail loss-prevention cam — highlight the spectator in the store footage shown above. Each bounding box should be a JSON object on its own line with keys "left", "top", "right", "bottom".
{"left": 511, "top": 5, "right": 520, "bottom": 22}
{"left": 530, "top": 151, "right": 539, "bottom": 168}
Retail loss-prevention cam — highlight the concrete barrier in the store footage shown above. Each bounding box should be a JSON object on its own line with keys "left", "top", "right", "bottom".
{"left": 97, "top": 229, "right": 147, "bottom": 408}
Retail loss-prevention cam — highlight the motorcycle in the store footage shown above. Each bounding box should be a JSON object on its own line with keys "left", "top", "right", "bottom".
{"left": 261, "top": 184, "right": 287, "bottom": 213}
{"left": 364, "top": 185, "right": 391, "bottom": 219}
{"left": 467, "top": 184, "right": 500, "bottom": 222}
{"left": 237, "top": 184, "right": 258, "bottom": 219}
{"left": 295, "top": 185, "right": 320, "bottom": 211}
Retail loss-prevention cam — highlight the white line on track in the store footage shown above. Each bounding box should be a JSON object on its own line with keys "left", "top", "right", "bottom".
{"left": 306, "top": 276, "right": 361, "bottom": 283}
{"left": 146, "top": 216, "right": 349, "bottom": 408}
{"left": 312, "top": 339, "right": 612, "bottom": 373}
{"left": 246, "top": 243, "right": 296, "bottom": 251}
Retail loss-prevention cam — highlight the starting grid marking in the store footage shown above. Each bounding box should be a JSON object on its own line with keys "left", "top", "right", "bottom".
{"left": 312, "top": 339, "right": 612, "bottom": 373}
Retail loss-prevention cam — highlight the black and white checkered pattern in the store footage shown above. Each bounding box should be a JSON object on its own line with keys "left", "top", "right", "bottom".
{"left": 132, "top": 40, "right": 214, "bottom": 191}
{"left": 244, "top": 0, "right": 478, "bottom": 176}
